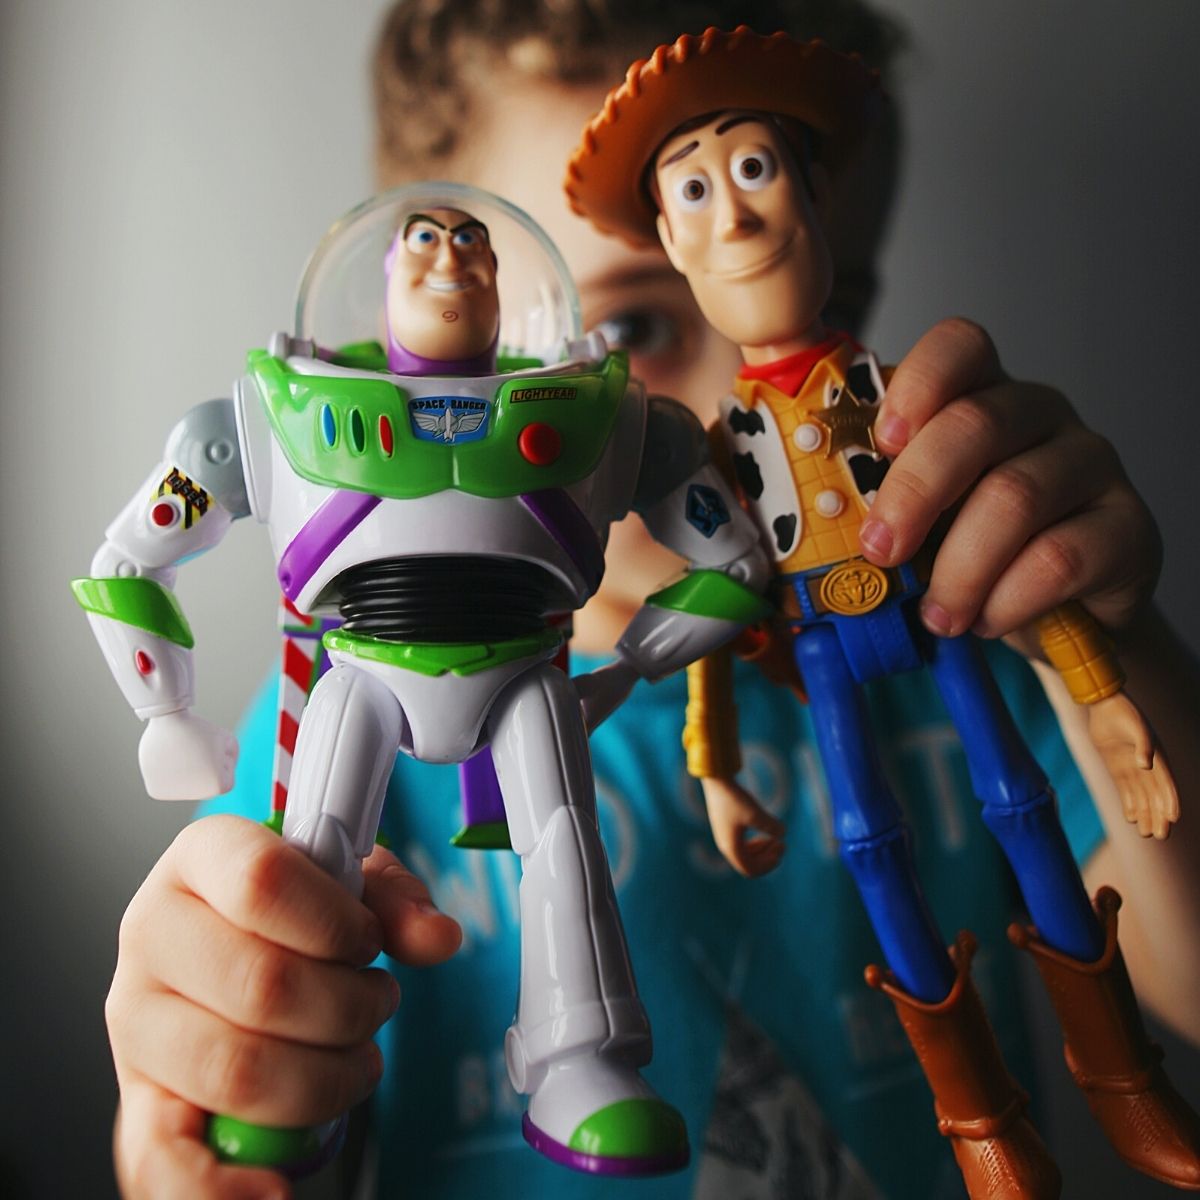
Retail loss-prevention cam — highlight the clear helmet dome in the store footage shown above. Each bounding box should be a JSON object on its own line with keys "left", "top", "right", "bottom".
{"left": 294, "top": 182, "right": 582, "bottom": 369}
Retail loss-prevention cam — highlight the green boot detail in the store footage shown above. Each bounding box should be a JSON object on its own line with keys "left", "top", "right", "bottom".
{"left": 568, "top": 1097, "right": 688, "bottom": 1159}
{"left": 208, "top": 1114, "right": 344, "bottom": 1176}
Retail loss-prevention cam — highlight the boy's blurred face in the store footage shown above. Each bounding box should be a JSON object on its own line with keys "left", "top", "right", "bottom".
{"left": 377, "top": 73, "right": 886, "bottom": 639}
{"left": 434, "top": 77, "right": 746, "bottom": 421}
{"left": 380, "top": 76, "right": 744, "bottom": 623}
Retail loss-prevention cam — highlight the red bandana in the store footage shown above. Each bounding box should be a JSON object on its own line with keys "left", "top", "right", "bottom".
{"left": 738, "top": 331, "right": 853, "bottom": 396}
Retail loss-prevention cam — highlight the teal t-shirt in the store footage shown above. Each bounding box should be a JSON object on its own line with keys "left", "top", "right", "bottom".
{"left": 207, "top": 641, "right": 1102, "bottom": 1199}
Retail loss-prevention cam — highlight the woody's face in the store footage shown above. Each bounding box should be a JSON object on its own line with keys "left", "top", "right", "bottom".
{"left": 386, "top": 207, "right": 500, "bottom": 361}
{"left": 653, "top": 113, "right": 834, "bottom": 353}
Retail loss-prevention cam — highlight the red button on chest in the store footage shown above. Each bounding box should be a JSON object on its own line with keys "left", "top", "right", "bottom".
{"left": 518, "top": 423, "right": 562, "bottom": 466}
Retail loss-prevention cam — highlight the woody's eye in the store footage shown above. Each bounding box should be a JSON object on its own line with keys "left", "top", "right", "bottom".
{"left": 732, "top": 149, "right": 777, "bottom": 191}
{"left": 674, "top": 173, "right": 711, "bottom": 211}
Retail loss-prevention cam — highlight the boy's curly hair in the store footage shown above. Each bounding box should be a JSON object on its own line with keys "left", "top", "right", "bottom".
{"left": 372, "top": 0, "right": 903, "bottom": 174}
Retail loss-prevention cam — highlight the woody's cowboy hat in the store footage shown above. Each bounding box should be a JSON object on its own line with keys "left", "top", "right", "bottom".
{"left": 565, "top": 26, "right": 882, "bottom": 248}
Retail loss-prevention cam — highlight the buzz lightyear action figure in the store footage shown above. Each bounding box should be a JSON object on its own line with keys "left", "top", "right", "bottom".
{"left": 566, "top": 28, "right": 1200, "bottom": 1198}
{"left": 72, "top": 183, "right": 772, "bottom": 1178}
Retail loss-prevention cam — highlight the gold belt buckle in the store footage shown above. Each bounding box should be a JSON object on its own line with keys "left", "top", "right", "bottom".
{"left": 816, "top": 559, "right": 890, "bottom": 616}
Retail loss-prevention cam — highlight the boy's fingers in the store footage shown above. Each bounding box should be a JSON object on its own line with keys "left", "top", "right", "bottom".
{"left": 116, "top": 1079, "right": 290, "bottom": 1200}
{"left": 863, "top": 380, "right": 1073, "bottom": 569}
{"left": 361, "top": 846, "right": 463, "bottom": 966}
{"left": 918, "top": 428, "right": 1114, "bottom": 636}
{"left": 162, "top": 816, "right": 383, "bottom": 966}
{"left": 132, "top": 888, "right": 399, "bottom": 1048}
{"left": 873, "top": 318, "right": 1005, "bottom": 455}
{"left": 112, "top": 989, "right": 382, "bottom": 1126}
{"left": 971, "top": 498, "right": 1159, "bottom": 637}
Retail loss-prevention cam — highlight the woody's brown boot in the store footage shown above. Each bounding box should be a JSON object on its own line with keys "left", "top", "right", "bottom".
{"left": 866, "top": 932, "right": 1061, "bottom": 1199}
{"left": 1009, "top": 886, "right": 1200, "bottom": 1190}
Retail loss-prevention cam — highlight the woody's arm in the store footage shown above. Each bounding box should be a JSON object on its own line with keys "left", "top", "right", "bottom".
{"left": 684, "top": 645, "right": 786, "bottom": 878}
{"left": 1036, "top": 601, "right": 1177, "bottom": 838}
{"left": 1041, "top": 610, "right": 1200, "bottom": 1044}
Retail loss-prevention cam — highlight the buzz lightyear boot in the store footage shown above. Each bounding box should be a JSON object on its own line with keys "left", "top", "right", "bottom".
{"left": 491, "top": 663, "right": 689, "bottom": 1175}
{"left": 207, "top": 1115, "right": 348, "bottom": 1180}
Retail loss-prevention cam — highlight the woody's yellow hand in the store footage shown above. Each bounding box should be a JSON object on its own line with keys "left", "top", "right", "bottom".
{"left": 1088, "top": 691, "right": 1180, "bottom": 840}
{"left": 701, "top": 776, "right": 786, "bottom": 878}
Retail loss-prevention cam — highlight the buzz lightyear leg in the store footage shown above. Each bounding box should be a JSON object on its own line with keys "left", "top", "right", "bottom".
{"left": 210, "top": 663, "right": 402, "bottom": 1174}
{"left": 489, "top": 662, "right": 689, "bottom": 1176}
{"left": 281, "top": 663, "right": 404, "bottom": 895}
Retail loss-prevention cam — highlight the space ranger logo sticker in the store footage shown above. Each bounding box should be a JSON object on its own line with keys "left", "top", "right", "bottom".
{"left": 686, "top": 483, "right": 731, "bottom": 538}
{"left": 408, "top": 396, "right": 490, "bottom": 444}
{"left": 155, "top": 467, "right": 210, "bottom": 529}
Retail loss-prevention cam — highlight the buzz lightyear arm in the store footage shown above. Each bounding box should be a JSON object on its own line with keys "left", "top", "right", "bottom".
{"left": 71, "top": 399, "right": 249, "bottom": 800}
{"left": 619, "top": 396, "right": 772, "bottom": 666}
{"left": 574, "top": 393, "right": 772, "bottom": 731}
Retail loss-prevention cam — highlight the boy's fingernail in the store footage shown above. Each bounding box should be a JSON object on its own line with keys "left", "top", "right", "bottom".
{"left": 359, "top": 921, "right": 384, "bottom": 962}
{"left": 859, "top": 519, "right": 893, "bottom": 560}
{"left": 415, "top": 899, "right": 443, "bottom": 917}
{"left": 363, "top": 1042, "right": 384, "bottom": 1084}
{"left": 877, "top": 414, "right": 908, "bottom": 449}
{"left": 385, "top": 978, "right": 401, "bottom": 1018}
{"left": 921, "top": 600, "right": 953, "bottom": 636}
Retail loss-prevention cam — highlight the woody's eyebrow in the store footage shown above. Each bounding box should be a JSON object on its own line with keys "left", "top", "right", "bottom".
{"left": 715, "top": 114, "right": 763, "bottom": 136}
{"left": 402, "top": 212, "right": 448, "bottom": 236}
{"left": 659, "top": 140, "right": 699, "bottom": 167}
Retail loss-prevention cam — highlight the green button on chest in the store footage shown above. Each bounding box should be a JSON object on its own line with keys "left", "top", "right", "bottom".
{"left": 250, "top": 349, "right": 629, "bottom": 501}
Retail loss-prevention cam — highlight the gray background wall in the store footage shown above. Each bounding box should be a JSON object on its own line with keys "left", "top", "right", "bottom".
{"left": 1, "top": 2, "right": 1196, "bottom": 1197}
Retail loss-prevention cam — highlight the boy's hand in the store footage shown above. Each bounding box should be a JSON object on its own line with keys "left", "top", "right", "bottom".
{"left": 861, "top": 318, "right": 1161, "bottom": 638}
{"left": 701, "top": 776, "right": 786, "bottom": 877}
{"left": 108, "top": 815, "right": 462, "bottom": 1199}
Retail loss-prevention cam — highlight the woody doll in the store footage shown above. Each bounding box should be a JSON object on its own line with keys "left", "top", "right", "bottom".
{"left": 565, "top": 26, "right": 1200, "bottom": 1197}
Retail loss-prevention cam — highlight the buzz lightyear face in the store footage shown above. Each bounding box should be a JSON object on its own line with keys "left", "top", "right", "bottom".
{"left": 385, "top": 206, "right": 500, "bottom": 362}
{"left": 652, "top": 113, "right": 834, "bottom": 356}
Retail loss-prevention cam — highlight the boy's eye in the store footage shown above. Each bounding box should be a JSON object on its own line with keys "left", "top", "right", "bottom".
{"left": 406, "top": 226, "right": 439, "bottom": 251}
{"left": 674, "top": 173, "right": 711, "bottom": 211}
{"left": 594, "top": 309, "right": 678, "bottom": 359}
{"left": 731, "top": 149, "right": 776, "bottom": 192}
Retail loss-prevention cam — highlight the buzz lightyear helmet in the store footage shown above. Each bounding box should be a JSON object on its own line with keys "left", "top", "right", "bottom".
{"left": 294, "top": 182, "right": 582, "bottom": 369}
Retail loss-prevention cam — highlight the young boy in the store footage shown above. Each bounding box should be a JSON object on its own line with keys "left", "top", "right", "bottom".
{"left": 103, "top": 4, "right": 1200, "bottom": 1198}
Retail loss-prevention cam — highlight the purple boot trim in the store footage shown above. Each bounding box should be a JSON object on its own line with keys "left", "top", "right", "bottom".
{"left": 519, "top": 489, "right": 605, "bottom": 596}
{"left": 521, "top": 1112, "right": 689, "bottom": 1178}
{"left": 277, "top": 491, "right": 381, "bottom": 602}
{"left": 278, "top": 1114, "right": 349, "bottom": 1181}
{"left": 458, "top": 747, "right": 506, "bottom": 829}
